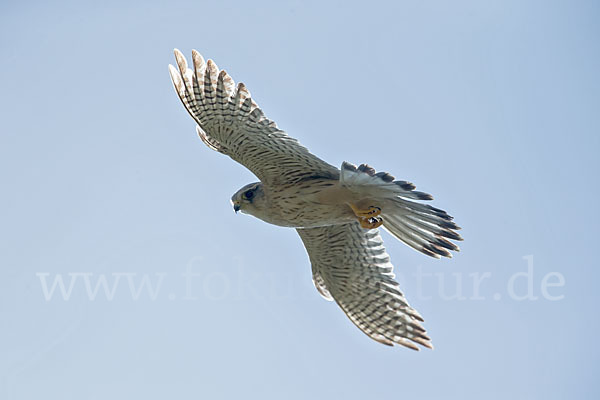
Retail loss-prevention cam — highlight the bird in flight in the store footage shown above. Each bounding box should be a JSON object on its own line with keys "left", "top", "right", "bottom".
{"left": 169, "top": 49, "right": 462, "bottom": 350}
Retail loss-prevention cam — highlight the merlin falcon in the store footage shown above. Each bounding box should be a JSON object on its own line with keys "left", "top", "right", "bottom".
{"left": 169, "top": 49, "right": 462, "bottom": 350}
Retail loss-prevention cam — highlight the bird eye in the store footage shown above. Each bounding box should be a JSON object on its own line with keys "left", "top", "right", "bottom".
{"left": 243, "top": 190, "right": 254, "bottom": 200}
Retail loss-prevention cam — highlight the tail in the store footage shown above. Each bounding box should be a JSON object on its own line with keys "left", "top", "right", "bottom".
{"left": 340, "top": 162, "right": 462, "bottom": 258}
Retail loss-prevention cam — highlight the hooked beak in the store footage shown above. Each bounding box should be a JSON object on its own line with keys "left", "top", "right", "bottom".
{"left": 233, "top": 202, "right": 241, "bottom": 213}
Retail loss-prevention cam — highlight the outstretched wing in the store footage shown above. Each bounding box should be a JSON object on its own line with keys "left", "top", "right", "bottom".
{"left": 169, "top": 49, "right": 339, "bottom": 185}
{"left": 297, "top": 223, "right": 432, "bottom": 350}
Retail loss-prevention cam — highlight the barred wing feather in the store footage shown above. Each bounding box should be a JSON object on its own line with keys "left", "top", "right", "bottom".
{"left": 297, "top": 223, "right": 432, "bottom": 350}
{"left": 169, "top": 49, "right": 339, "bottom": 185}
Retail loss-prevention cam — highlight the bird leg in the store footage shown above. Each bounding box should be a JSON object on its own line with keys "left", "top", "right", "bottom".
{"left": 348, "top": 203, "right": 382, "bottom": 218}
{"left": 348, "top": 203, "right": 383, "bottom": 229}
{"left": 358, "top": 216, "right": 384, "bottom": 229}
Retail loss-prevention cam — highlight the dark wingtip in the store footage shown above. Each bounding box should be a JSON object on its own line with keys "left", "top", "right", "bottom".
{"left": 408, "top": 311, "right": 425, "bottom": 323}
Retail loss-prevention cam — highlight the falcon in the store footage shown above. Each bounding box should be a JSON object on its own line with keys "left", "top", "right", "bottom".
{"left": 169, "top": 49, "right": 462, "bottom": 350}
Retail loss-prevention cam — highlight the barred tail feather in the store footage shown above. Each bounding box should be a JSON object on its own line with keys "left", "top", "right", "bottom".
{"left": 340, "top": 162, "right": 432, "bottom": 201}
{"left": 339, "top": 162, "right": 462, "bottom": 258}
{"left": 382, "top": 197, "right": 462, "bottom": 259}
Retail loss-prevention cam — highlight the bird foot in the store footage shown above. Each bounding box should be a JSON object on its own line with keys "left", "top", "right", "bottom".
{"left": 359, "top": 216, "right": 384, "bottom": 229}
{"left": 349, "top": 204, "right": 382, "bottom": 218}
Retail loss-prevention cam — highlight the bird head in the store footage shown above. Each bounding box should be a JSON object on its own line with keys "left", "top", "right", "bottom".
{"left": 231, "top": 182, "right": 265, "bottom": 216}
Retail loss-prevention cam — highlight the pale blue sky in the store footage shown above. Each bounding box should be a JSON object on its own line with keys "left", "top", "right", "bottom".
{"left": 1, "top": 0, "right": 599, "bottom": 399}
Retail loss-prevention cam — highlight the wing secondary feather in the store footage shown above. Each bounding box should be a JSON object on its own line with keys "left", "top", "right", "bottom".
{"left": 169, "top": 49, "right": 339, "bottom": 185}
{"left": 297, "top": 223, "right": 432, "bottom": 350}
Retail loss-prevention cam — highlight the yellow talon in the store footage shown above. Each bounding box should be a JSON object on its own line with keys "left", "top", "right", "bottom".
{"left": 359, "top": 216, "right": 384, "bottom": 229}
{"left": 349, "top": 203, "right": 382, "bottom": 218}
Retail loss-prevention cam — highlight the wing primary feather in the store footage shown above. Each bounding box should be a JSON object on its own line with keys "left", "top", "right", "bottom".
{"left": 169, "top": 50, "right": 339, "bottom": 185}
{"left": 297, "top": 223, "right": 433, "bottom": 349}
